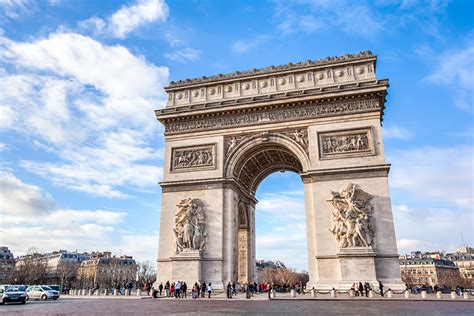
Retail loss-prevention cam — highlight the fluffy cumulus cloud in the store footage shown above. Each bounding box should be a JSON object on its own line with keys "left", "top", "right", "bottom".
{"left": 388, "top": 145, "right": 473, "bottom": 209}
{"left": 256, "top": 191, "right": 308, "bottom": 271}
{"left": 79, "top": 0, "right": 169, "bottom": 39}
{"left": 393, "top": 204, "right": 473, "bottom": 254}
{"left": 0, "top": 172, "right": 55, "bottom": 215}
{"left": 0, "top": 32, "right": 168, "bottom": 197}
{"left": 0, "top": 172, "right": 157, "bottom": 260}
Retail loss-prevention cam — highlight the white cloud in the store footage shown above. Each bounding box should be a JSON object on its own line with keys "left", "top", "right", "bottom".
{"left": 388, "top": 146, "right": 473, "bottom": 209}
{"left": 0, "top": 174, "right": 155, "bottom": 260}
{"left": 231, "top": 35, "right": 272, "bottom": 54}
{"left": 273, "top": 1, "right": 383, "bottom": 39}
{"left": 0, "top": 32, "right": 168, "bottom": 197}
{"left": 0, "top": 0, "right": 34, "bottom": 19}
{"left": 0, "top": 172, "right": 55, "bottom": 215}
{"left": 256, "top": 190, "right": 307, "bottom": 270}
{"left": 79, "top": 0, "right": 169, "bottom": 39}
{"left": 393, "top": 204, "right": 473, "bottom": 254}
{"left": 382, "top": 125, "right": 413, "bottom": 139}
{"left": 0, "top": 104, "right": 16, "bottom": 128}
{"left": 164, "top": 48, "right": 201, "bottom": 63}
{"left": 425, "top": 43, "right": 474, "bottom": 111}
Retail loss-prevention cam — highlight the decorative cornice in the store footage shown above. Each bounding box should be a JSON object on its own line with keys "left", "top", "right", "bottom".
{"left": 168, "top": 51, "right": 374, "bottom": 88}
{"left": 160, "top": 96, "right": 382, "bottom": 135}
{"left": 301, "top": 164, "right": 391, "bottom": 183}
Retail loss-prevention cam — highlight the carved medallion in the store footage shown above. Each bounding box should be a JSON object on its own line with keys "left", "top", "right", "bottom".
{"left": 328, "top": 183, "right": 375, "bottom": 249}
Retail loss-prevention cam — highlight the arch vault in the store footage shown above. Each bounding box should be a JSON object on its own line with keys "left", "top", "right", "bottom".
{"left": 155, "top": 51, "right": 404, "bottom": 290}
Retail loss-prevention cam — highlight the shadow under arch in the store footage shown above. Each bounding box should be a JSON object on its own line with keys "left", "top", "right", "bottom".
{"left": 225, "top": 133, "right": 311, "bottom": 195}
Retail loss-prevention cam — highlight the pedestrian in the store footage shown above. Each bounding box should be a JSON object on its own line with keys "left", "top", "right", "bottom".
{"left": 364, "top": 282, "right": 370, "bottom": 297}
{"left": 358, "top": 282, "right": 364, "bottom": 297}
{"left": 378, "top": 281, "right": 384, "bottom": 297}
{"left": 227, "top": 282, "right": 232, "bottom": 299}
{"left": 245, "top": 283, "right": 251, "bottom": 299}
{"left": 207, "top": 283, "right": 212, "bottom": 299}
{"left": 192, "top": 282, "right": 198, "bottom": 299}
{"left": 182, "top": 282, "right": 187, "bottom": 298}
{"left": 232, "top": 281, "right": 237, "bottom": 296}
{"left": 165, "top": 281, "right": 170, "bottom": 297}
{"left": 201, "top": 281, "right": 206, "bottom": 298}
{"left": 170, "top": 282, "right": 175, "bottom": 298}
{"left": 175, "top": 281, "right": 181, "bottom": 298}
{"left": 159, "top": 282, "right": 163, "bottom": 297}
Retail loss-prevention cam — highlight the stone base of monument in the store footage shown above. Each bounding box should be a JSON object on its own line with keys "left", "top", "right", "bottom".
{"left": 337, "top": 247, "right": 377, "bottom": 285}
{"left": 170, "top": 250, "right": 203, "bottom": 283}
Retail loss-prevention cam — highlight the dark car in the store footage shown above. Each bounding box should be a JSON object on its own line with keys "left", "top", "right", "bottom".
{"left": 0, "top": 285, "right": 27, "bottom": 305}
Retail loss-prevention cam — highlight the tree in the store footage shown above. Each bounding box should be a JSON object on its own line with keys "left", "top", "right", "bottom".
{"left": 57, "top": 262, "right": 79, "bottom": 289}
{"left": 12, "top": 248, "right": 49, "bottom": 285}
{"left": 137, "top": 261, "right": 156, "bottom": 288}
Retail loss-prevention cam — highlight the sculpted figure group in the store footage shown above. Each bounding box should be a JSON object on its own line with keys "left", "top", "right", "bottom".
{"left": 174, "top": 198, "right": 206, "bottom": 253}
{"left": 174, "top": 149, "right": 213, "bottom": 169}
{"left": 328, "top": 184, "right": 375, "bottom": 248}
{"left": 322, "top": 133, "right": 369, "bottom": 154}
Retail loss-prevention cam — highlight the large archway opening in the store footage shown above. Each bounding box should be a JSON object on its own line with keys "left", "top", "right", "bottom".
{"left": 255, "top": 171, "right": 308, "bottom": 281}
{"left": 227, "top": 137, "right": 310, "bottom": 284}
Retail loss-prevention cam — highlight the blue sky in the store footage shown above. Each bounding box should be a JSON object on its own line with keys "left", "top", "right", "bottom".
{"left": 0, "top": 0, "right": 472, "bottom": 272}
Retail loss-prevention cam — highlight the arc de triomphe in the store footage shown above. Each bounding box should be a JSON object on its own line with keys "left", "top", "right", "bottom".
{"left": 155, "top": 51, "right": 404, "bottom": 290}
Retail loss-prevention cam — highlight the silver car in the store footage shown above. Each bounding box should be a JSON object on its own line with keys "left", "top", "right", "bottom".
{"left": 26, "top": 285, "right": 60, "bottom": 301}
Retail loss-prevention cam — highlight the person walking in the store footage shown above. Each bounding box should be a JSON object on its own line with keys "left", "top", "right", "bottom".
{"left": 378, "top": 281, "right": 384, "bottom": 297}
{"left": 364, "top": 282, "right": 370, "bottom": 297}
{"left": 207, "top": 283, "right": 212, "bottom": 299}
{"left": 226, "top": 282, "right": 232, "bottom": 299}
{"left": 358, "top": 282, "right": 364, "bottom": 297}
{"left": 201, "top": 281, "right": 206, "bottom": 298}
{"left": 170, "top": 283, "right": 175, "bottom": 298}
{"left": 165, "top": 281, "right": 170, "bottom": 297}
{"left": 175, "top": 281, "right": 181, "bottom": 298}
{"left": 245, "top": 283, "right": 251, "bottom": 299}
{"left": 232, "top": 281, "right": 237, "bottom": 296}
{"left": 182, "top": 282, "right": 187, "bottom": 298}
{"left": 159, "top": 282, "right": 163, "bottom": 297}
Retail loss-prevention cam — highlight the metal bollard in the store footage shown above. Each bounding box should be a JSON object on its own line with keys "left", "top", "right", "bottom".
{"left": 113, "top": 289, "right": 118, "bottom": 296}
{"left": 271, "top": 290, "right": 276, "bottom": 298}
{"left": 450, "top": 291, "right": 456, "bottom": 299}
{"left": 463, "top": 292, "right": 469, "bottom": 300}
{"left": 421, "top": 291, "right": 427, "bottom": 299}
{"left": 137, "top": 289, "right": 141, "bottom": 297}
{"left": 290, "top": 289, "right": 296, "bottom": 297}
{"left": 331, "top": 289, "right": 337, "bottom": 298}
{"left": 404, "top": 290, "right": 410, "bottom": 299}
{"left": 387, "top": 290, "right": 393, "bottom": 298}
{"left": 88, "top": 289, "right": 92, "bottom": 296}
{"left": 369, "top": 290, "right": 374, "bottom": 298}
{"left": 311, "top": 289, "right": 316, "bottom": 297}
{"left": 82, "top": 289, "right": 86, "bottom": 296}
{"left": 95, "top": 289, "right": 99, "bottom": 296}
{"left": 436, "top": 291, "right": 442, "bottom": 299}
{"left": 349, "top": 289, "right": 354, "bottom": 298}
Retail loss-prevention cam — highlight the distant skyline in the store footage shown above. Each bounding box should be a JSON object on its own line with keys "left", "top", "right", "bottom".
{"left": 0, "top": 0, "right": 473, "bottom": 272}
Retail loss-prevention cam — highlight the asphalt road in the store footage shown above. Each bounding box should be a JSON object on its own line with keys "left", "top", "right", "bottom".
{"left": 1, "top": 297, "right": 473, "bottom": 315}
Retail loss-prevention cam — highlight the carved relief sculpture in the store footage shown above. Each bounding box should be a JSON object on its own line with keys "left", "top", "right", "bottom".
{"left": 281, "top": 128, "right": 309, "bottom": 154}
{"left": 328, "top": 184, "right": 375, "bottom": 248}
{"left": 172, "top": 145, "right": 215, "bottom": 170}
{"left": 319, "top": 128, "right": 375, "bottom": 159}
{"left": 174, "top": 198, "right": 206, "bottom": 254}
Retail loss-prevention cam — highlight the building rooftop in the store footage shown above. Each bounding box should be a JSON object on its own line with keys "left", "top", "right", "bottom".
{"left": 168, "top": 51, "right": 375, "bottom": 88}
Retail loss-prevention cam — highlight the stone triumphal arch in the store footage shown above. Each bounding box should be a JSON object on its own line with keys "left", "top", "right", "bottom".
{"left": 155, "top": 51, "right": 404, "bottom": 289}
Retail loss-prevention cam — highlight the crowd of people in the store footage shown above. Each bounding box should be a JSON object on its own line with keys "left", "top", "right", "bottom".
{"left": 150, "top": 281, "right": 273, "bottom": 299}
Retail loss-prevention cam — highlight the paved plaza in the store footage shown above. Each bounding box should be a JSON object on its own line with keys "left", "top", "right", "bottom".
{"left": 1, "top": 295, "right": 472, "bottom": 315}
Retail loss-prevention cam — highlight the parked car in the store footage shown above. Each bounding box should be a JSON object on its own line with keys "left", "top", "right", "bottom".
{"left": 26, "top": 285, "right": 60, "bottom": 301}
{"left": 0, "top": 285, "right": 27, "bottom": 305}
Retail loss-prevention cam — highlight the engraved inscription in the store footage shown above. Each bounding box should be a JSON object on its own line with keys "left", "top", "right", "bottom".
{"left": 172, "top": 145, "right": 215, "bottom": 170}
